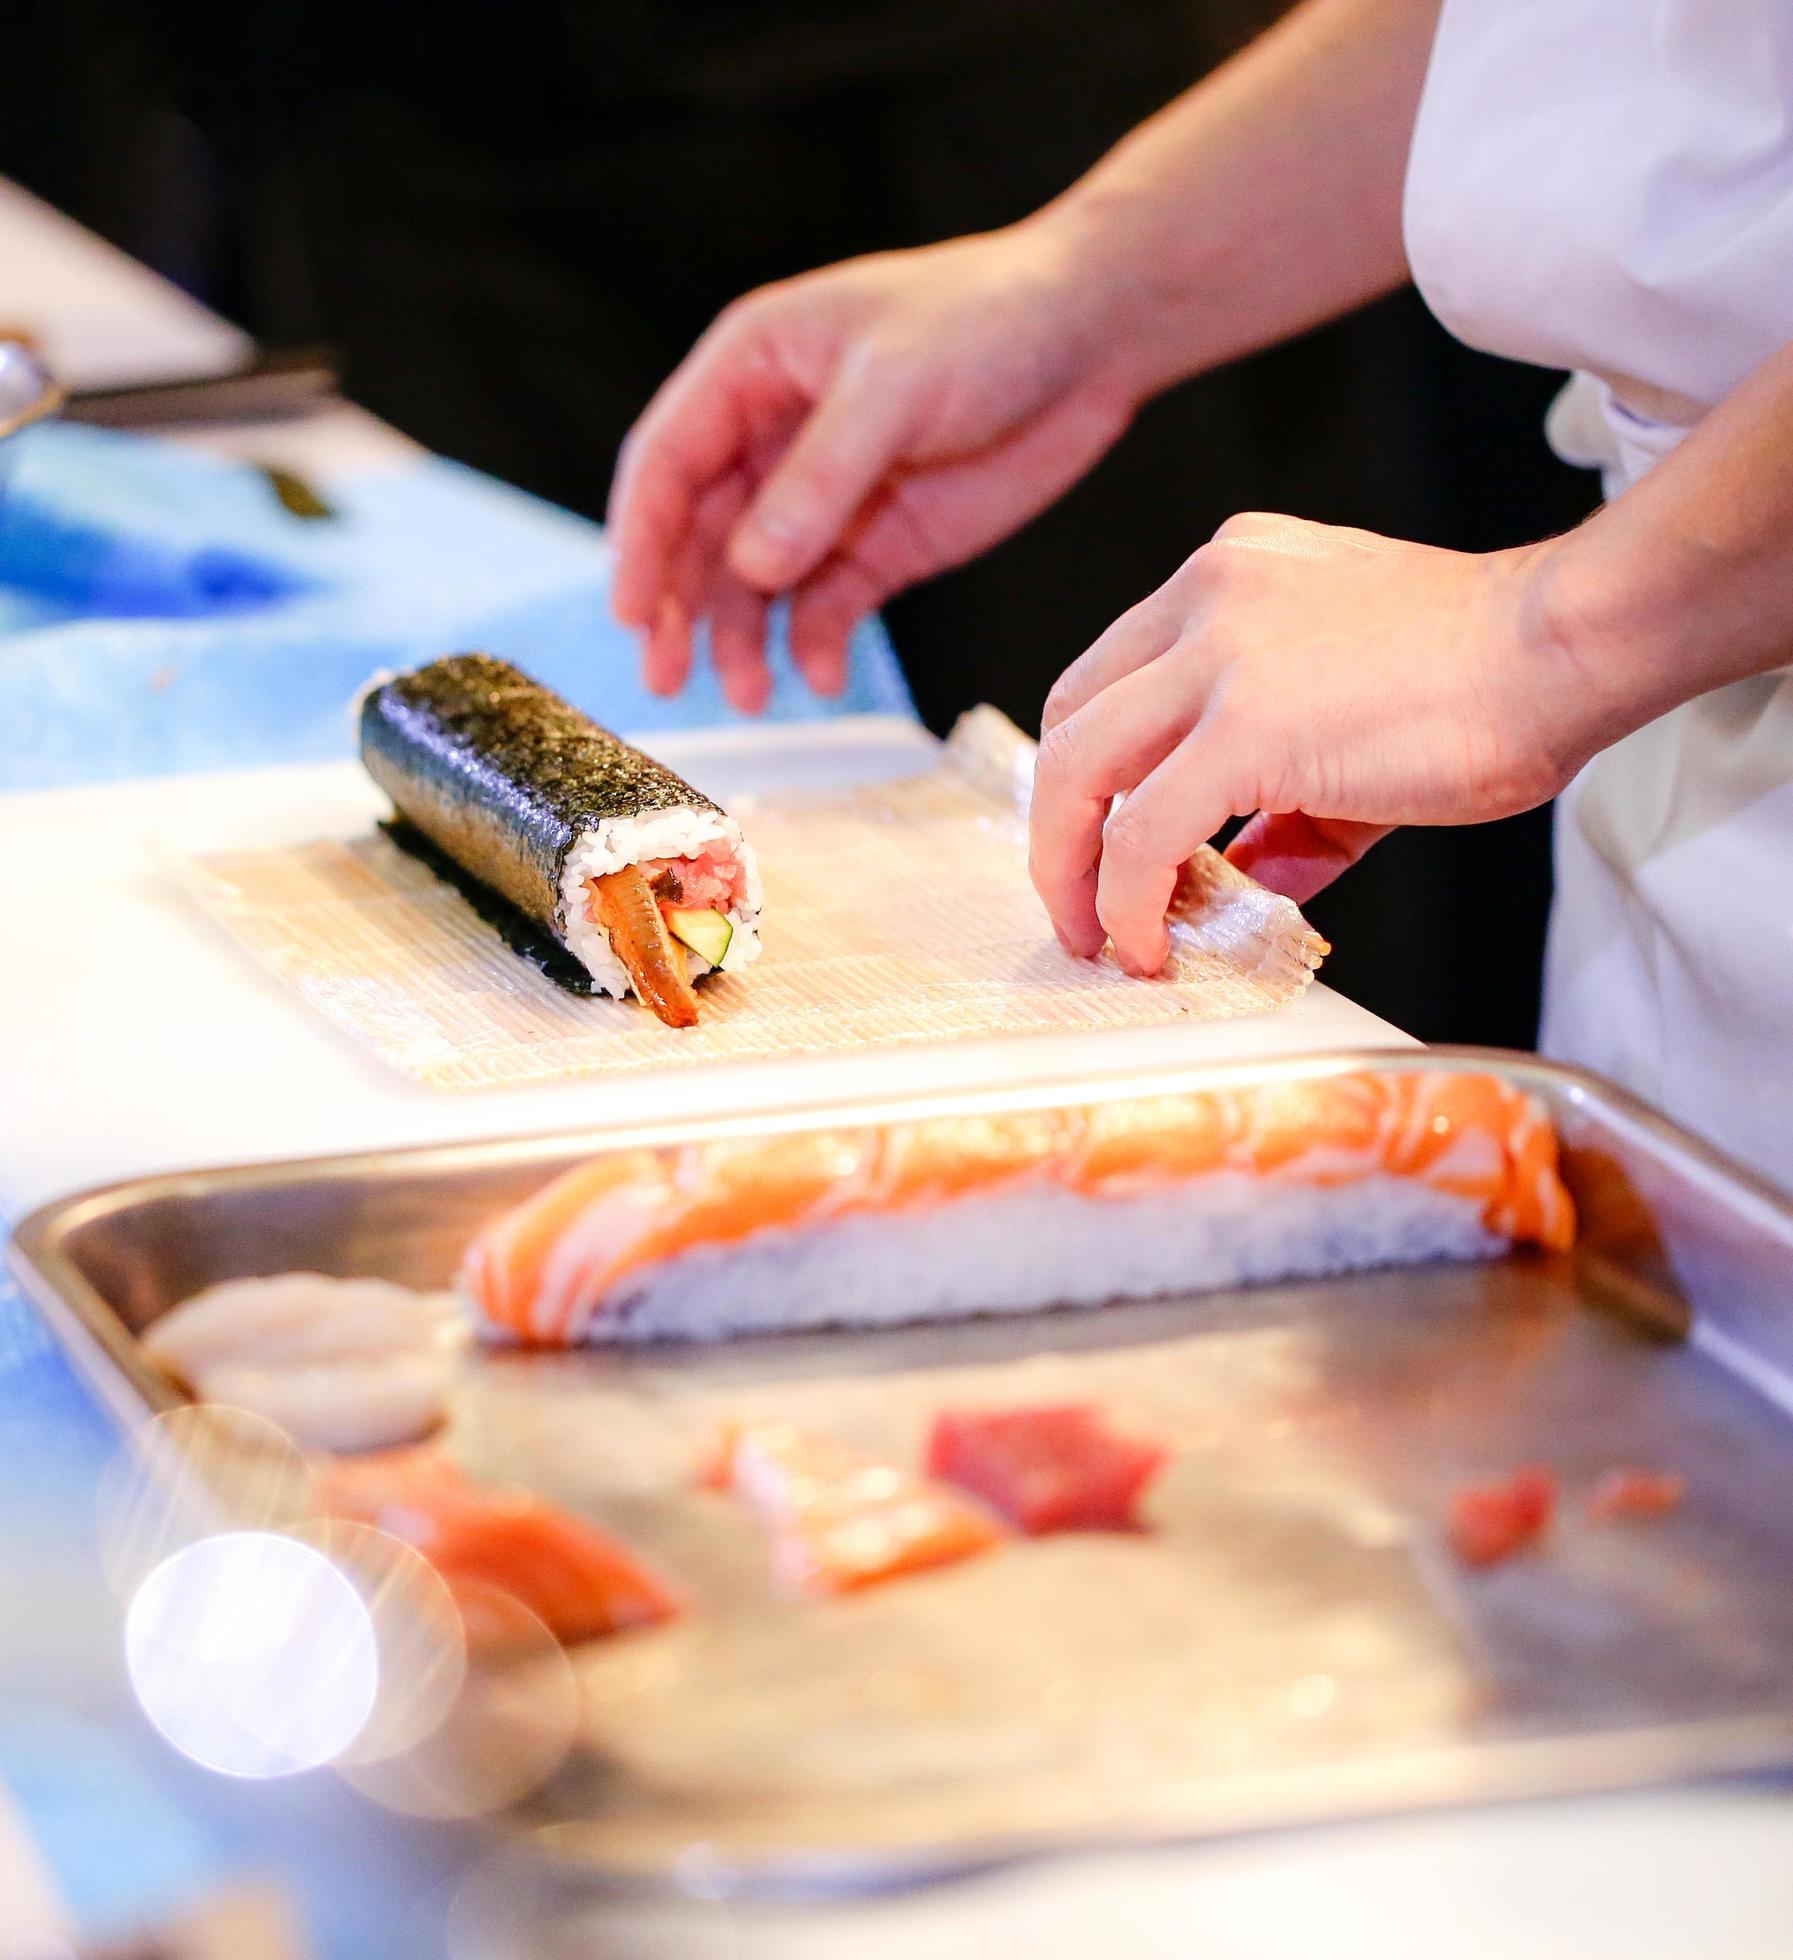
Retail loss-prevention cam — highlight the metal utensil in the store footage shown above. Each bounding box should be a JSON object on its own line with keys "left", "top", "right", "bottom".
{"left": 60, "top": 346, "right": 340, "bottom": 430}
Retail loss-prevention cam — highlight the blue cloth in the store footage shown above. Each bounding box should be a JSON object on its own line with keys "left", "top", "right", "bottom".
{"left": 0, "top": 420, "right": 916, "bottom": 1950}
{"left": 0, "top": 422, "right": 912, "bottom": 790}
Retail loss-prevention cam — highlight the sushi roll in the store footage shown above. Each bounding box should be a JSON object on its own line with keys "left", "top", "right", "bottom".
{"left": 360, "top": 654, "right": 761, "bottom": 1027}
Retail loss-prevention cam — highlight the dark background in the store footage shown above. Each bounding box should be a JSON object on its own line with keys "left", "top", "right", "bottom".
{"left": 0, "top": 0, "right": 1598, "bottom": 1043}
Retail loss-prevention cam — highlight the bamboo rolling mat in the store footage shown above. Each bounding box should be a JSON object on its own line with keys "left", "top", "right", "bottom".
{"left": 177, "top": 709, "right": 1327, "bottom": 1092}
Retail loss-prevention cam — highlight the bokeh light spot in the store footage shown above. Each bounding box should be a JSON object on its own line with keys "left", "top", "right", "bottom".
{"left": 125, "top": 1530, "right": 377, "bottom": 1778}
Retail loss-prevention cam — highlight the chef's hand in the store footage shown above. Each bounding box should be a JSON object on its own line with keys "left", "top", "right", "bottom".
{"left": 607, "top": 225, "right": 1139, "bottom": 713}
{"left": 1030, "top": 513, "right": 1604, "bottom": 974}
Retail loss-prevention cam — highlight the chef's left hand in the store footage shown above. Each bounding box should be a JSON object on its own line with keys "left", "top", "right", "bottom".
{"left": 1029, "top": 512, "right": 1603, "bottom": 974}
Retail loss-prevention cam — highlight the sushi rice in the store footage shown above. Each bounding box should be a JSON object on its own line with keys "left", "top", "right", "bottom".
{"left": 507, "top": 1172, "right": 1504, "bottom": 1345}
{"left": 561, "top": 806, "right": 763, "bottom": 998}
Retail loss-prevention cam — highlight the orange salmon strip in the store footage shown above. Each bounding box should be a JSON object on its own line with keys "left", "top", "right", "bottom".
{"left": 315, "top": 1449, "right": 684, "bottom": 1647}
{"left": 706, "top": 1421, "right": 1005, "bottom": 1596}
{"left": 461, "top": 1071, "right": 1576, "bottom": 1344}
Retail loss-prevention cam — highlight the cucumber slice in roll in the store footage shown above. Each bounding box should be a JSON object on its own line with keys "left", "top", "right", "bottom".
{"left": 665, "top": 908, "right": 733, "bottom": 968}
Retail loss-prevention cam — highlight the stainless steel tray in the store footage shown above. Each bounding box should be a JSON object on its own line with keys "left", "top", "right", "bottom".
{"left": 14, "top": 1047, "right": 1793, "bottom": 1896}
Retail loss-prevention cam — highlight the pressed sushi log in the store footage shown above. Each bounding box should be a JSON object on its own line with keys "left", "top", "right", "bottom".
{"left": 359, "top": 654, "right": 761, "bottom": 1024}
{"left": 460, "top": 1070, "right": 1577, "bottom": 1346}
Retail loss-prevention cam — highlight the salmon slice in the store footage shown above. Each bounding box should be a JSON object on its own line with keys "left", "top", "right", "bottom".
{"left": 1386, "top": 1075, "right": 1577, "bottom": 1251}
{"left": 1074, "top": 1093, "right": 1235, "bottom": 1192}
{"left": 463, "top": 1148, "right": 676, "bottom": 1342}
{"left": 872, "top": 1108, "right": 1082, "bottom": 1209}
{"left": 633, "top": 1128, "right": 876, "bottom": 1270}
{"left": 1226, "top": 1075, "right": 1393, "bottom": 1179}
{"left": 315, "top": 1450, "right": 683, "bottom": 1647}
{"left": 706, "top": 1421, "right": 1005, "bottom": 1596}
{"left": 1495, "top": 1097, "right": 1579, "bottom": 1251}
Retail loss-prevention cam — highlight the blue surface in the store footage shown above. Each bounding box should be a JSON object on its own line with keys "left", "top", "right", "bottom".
{"left": 0, "top": 420, "right": 915, "bottom": 1949}
{"left": 0, "top": 422, "right": 912, "bottom": 789}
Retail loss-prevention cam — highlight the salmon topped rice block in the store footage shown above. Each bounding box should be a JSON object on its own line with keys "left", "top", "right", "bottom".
{"left": 458, "top": 1071, "right": 1576, "bottom": 1347}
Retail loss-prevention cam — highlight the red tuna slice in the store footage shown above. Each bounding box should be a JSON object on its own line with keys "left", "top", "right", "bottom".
{"left": 1447, "top": 1466, "right": 1557, "bottom": 1567}
{"left": 926, "top": 1405, "right": 1169, "bottom": 1535}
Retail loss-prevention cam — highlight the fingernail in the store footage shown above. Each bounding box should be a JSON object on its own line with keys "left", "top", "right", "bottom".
{"left": 728, "top": 674, "right": 772, "bottom": 717}
{"left": 1114, "top": 936, "right": 1165, "bottom": 979}
{"left": 730, "top": 522, "right": 798, "bottom": 591}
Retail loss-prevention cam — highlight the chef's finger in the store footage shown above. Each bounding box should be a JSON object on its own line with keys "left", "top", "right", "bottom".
{"left": 1029, "top": 660, "right": 1202, "bottom": 959}
{"left": 645, "top": 597, "right": 696, "bottom": 698}
{"left": 609, "top": 304, "right": 784, "bottom": 629}
{"left": 1094, "top": 717, "right": 1248, "bottom": 976}
{"left": 1039, "top": 583, "right": 1188, "bottom": 737}
{"left": 1225, "top": 810, "right": 1392, "bottom": 902}
{"left": 644, "top": 472, "right": 754, "bottom": 696}
{"left": 727, "top": 351, "right": 916, "bottom": 594}
{"left": 708, "top": 572, "right": 773, "bottom": 716}
{"left": 787, "top": 554, "right": 885, "bottom": 698}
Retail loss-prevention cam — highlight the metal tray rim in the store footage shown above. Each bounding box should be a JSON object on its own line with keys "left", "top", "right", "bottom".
{"left": 524, "top": 1713, "right": 1793, "bottom": 1904}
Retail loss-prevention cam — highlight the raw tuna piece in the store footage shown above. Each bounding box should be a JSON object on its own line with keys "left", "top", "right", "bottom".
{"left": 1447, "top": 1466, "right": 1556, "bottom": 1567}
{"left": 926, "top": 1404, "right": 1168, "bottom": 1534}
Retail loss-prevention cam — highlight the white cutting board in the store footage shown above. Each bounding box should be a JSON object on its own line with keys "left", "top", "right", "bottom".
{"left": 0, "top": 716, "right": 1409, "bottom": 1219}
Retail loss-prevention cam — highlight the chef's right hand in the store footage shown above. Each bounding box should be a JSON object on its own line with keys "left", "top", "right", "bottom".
{"left": 608, "top": 223, "right": 1141, "bottom": 712}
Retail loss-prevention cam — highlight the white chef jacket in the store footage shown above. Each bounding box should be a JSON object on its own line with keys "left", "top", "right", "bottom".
{"left": 1404, "top": 0, "right": 1793, "bottom": 1191}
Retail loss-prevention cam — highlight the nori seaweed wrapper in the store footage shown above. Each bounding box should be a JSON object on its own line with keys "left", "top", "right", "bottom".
{"left": 359, "top": 653, "right": 719, "bottom": 935}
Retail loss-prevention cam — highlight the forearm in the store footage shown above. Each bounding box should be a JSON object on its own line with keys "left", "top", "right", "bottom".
{"left": 1537, "top": 341, "right": 1793, "bottom": 756}
{"left": 1029, "top": 0, "right": 1444, "bottom": 401}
